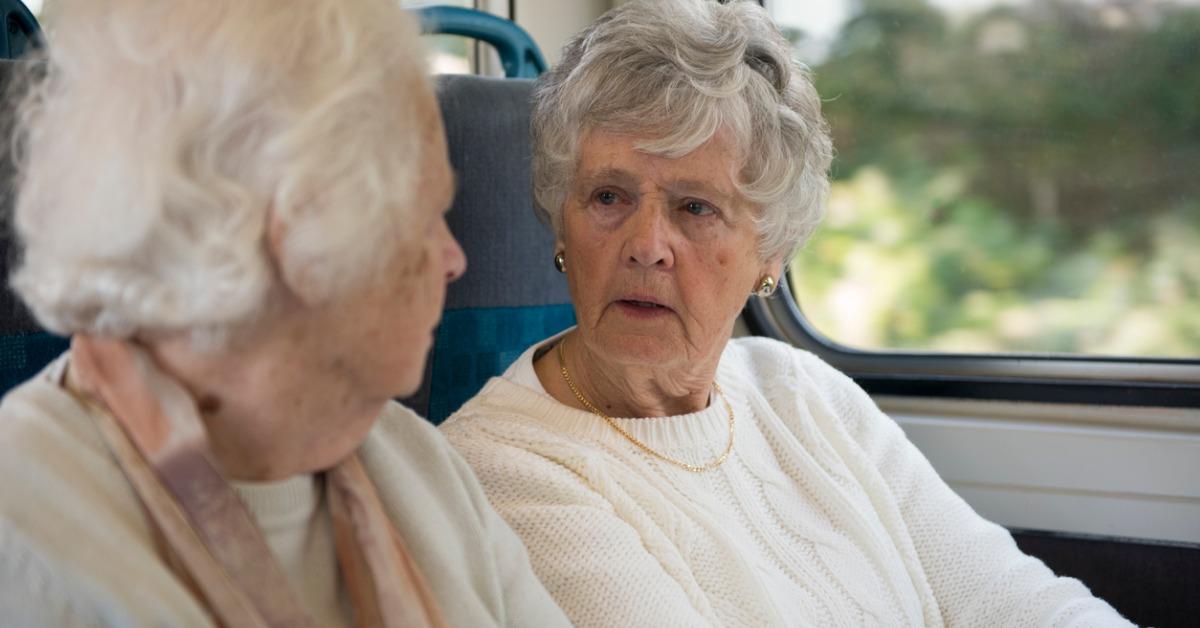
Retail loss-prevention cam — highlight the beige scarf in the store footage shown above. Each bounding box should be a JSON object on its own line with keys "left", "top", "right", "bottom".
{"left": 67, "top": 335, "right": 448, "bottom": 628}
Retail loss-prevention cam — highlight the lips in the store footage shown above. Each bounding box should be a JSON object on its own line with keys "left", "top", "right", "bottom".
{"left": 614, "top": 294, "right": 674, "bottom": 314}
{"left": 621, "top": 299, "right": 666, "bottom": 309}
{"left": 619, "top": 294, "right": 676, "bottom": 307}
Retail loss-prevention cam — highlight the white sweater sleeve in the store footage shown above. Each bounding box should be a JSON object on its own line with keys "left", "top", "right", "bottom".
{"left": 440, "top": 438, "right": 574, "bottom": 628}
{"left": 444, "top": 426, "right": 719, "bottom": 628}
{"left": 0, "top": 521, "right": 130, "bottom": 627}
{"left": 796, "top": 352, "right": 1134, "bottom": 627}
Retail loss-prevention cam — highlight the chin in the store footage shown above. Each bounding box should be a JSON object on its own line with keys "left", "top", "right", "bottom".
{"left": 394, "top": 379, "right": 422, "bottom": 400}
{"left": 595, "top": 330, "right": 679, "bottom": 366}
{"left": 306, "top": 425, "right": 375, "bottom": 474}
{"left": 388, "top": 346, "right": 434, "bottom": 400}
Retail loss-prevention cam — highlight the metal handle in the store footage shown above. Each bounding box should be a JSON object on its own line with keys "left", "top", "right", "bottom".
{"left": 0, "top": 0, "right": 40, "bottom": 59}
{"left": 416, "top": 6, "right": 546, "bottom": 78}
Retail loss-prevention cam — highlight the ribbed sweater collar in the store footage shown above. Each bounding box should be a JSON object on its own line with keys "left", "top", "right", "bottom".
{"left": 472, "top": 331, "right": 734, "bottom": 452}
{"left": 232, "top": 473, "right": 321, "bottom": 530}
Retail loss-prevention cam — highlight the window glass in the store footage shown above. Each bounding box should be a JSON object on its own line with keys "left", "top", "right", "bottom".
{"left": 401, "top": 1, "right": 482, "bottom": 75}
{"left": 772, "top": 0, "right": 1200, "bottom": 358}
{"left": 423, "top": 34, "right": 475, "bottom": 75}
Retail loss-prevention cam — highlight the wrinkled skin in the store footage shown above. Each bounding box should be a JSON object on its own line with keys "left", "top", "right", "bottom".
{"left": 536, "top": 128, "right": 780, "bottom": 418}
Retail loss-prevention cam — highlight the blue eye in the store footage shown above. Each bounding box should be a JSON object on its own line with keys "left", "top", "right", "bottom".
{"left": 685, "top": 201, "right": 714, "bottom": 216}
{"left": 597, "top": 190, "right": 619, "bottom": 205}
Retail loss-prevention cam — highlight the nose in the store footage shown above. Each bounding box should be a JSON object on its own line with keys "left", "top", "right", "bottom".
{"left": 623, "top": 203, "right": 674, "bottom": 269}
{"left": 440, "top": 219, "right": 467, "bottom": 282}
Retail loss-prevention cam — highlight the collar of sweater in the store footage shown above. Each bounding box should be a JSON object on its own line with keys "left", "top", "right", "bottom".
{"left": 467, "top": 376, "right": 734, "bottom": 454}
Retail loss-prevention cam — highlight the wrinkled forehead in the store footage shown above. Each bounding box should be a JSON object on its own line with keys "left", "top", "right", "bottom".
{"left": 574, "top": 125, "right": 747, "bottom": 200}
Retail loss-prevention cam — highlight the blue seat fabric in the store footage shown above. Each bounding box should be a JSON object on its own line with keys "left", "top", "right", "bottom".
{"left": 406, "top": 75, "right": 574, "bottom": 424}
{"left": 0, "top": 59, "right": 69, "bottom": 399}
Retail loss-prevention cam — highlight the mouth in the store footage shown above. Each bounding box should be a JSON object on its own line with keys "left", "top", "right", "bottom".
{"left": 613, "top": 296, "right": 673, "bottom": 318}
{"left": 619, "top": 299, "right": 667, "bottom": 309}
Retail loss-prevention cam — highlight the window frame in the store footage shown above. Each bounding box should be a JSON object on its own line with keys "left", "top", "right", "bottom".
{"left": 744, "top": 272, "right": 1200, "bottom": 409}
{"left": 754, "top": 0, "right": 1200, "bottom": 410}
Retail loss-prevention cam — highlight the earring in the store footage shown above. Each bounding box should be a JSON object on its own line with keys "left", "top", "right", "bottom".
{"left": 553, "top": 251, "right": 566, "bottom": 273}
{"left": 755, "top": 275, "right": 777, "bottom": 297}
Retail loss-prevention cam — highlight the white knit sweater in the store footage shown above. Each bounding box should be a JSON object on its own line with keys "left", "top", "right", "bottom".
{"left": 441, "top": 334, "right": 1132, "bottom": 627}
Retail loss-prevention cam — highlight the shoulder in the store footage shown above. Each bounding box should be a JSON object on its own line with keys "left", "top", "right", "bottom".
{"left": 361, "top": 401, "right": 488, "bottom": 520}
{"left": 440, "top": 382, "right": 622, "bottom": 513}
{"left": 0, "top": 370, "right": 141, "bottom": 539}
{"left": 439, "top": 377, "right": 567, "bottom": 454}
{"left": 0, "top": 368, "right": 207, "bottom": 624}
{"left": 723, "top": 336, "right": 888, "bottom": 438}
{"left": 724, "top": 336, "right": 863, "bottom": 397}
{"left": 440, "top": 378, "right": 595, "bottom": 459}
{"left": 365, "top": 401, "right": 570, "bottom": 627}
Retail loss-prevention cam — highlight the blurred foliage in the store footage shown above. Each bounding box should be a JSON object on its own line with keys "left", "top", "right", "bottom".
{"left": 789, "top": 0, "right": 1200, "bottom": 357}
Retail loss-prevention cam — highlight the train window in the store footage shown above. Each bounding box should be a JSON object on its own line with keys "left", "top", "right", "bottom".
{"left": 769, "top": 0, "right": 1200, "bottom": 359}
{"left": 424, "top": 32, "right": 477, "bottom": 75}
{"left": 408, "top": 1, "right": 509, "bottom": 75}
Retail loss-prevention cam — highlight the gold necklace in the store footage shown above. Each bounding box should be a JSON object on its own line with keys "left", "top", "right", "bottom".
{"left": 556, "top": 340, "right": 735, "bottom": 473}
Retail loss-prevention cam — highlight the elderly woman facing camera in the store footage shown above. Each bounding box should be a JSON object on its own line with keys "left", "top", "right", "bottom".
{"left": 0, "top": 1, "right": 570, "bottom": 626}
{"left": 441, "top": 1, "right": 1130, "bottom": 626}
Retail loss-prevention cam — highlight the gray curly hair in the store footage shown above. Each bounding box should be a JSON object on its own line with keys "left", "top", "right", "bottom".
{"left": 10, "top": 0, "right": 433, "bottom": 341}
{"left": 531, "top": 0, "right": 833, "bottom": 263}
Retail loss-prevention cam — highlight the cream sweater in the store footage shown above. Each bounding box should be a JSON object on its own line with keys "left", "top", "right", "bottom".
{"left": 0, "top": 356, "right": 570, "bottom": 627}
{"left": 442, "top": 334, "right": 1132, "bottom": 627}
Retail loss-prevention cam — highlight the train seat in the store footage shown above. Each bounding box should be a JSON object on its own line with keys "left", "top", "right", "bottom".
{"left": 0, "top": 59, "right": 71, "bottom": 395}
{"left": 404, "top": 75, "right": 574, "bottom": 423}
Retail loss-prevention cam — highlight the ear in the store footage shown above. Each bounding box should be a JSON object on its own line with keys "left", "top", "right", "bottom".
{"left": 264, "top": 205, "right": 323, "bottom": 307}
{"left": 763, "top": 257, "right": 784, "bottom": 282}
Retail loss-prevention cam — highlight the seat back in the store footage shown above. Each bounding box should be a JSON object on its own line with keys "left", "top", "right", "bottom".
{"left": 0, "top": 58, "right": 69, "bottom": 396}
{"left": 0, "top": 1, "right": 39, "bottom": 60}
{"left": 404, "top": 75, "right": 574, "bottom": 423}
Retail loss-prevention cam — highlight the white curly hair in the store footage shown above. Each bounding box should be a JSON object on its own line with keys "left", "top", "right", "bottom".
{"left": 531, "top": 0, "right": 834, "bottom": 263}
{"left": 10, "top": 0, "right": 434, "bottom": 341}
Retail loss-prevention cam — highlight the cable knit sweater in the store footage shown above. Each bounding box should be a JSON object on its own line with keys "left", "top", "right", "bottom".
{"left": 441, "top": 333, "right": 1132, "bottom": 627}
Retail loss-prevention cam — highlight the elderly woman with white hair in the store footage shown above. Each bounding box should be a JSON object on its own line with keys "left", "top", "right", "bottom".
{"left": 441, "top": 1, "right": 1130, "bottom": 626}
{"left": 0, "top": 0, "right": 571, "bottom": 626}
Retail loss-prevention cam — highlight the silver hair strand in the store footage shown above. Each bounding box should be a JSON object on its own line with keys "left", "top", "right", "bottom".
{"left": 530, "top": 0, "right": 834, "bottom": 263}
{"left": 10, "top": 0, "right": 432, "bottom": 341}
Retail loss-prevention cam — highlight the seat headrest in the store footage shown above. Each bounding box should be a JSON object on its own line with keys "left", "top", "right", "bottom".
{"left": 0, "top": 59, "right": 43, "bottom": 337}
{"left": 409, "top": 75, "right": 575, "bottom": 423}
{"left": 435, "top": 74, "right": 569, "bottom": 311}
{"left": 0, "top": 59, "right": 71, "bottom": 395}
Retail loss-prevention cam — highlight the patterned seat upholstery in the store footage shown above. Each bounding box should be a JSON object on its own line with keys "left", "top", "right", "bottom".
{"left": 404, "top": 75, "right": 573, "bottom": 423}
{"left": 0, "top": 59, "right": 71, "bottom": 398}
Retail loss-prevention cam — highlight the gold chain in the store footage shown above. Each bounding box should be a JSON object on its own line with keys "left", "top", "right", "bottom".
{"left": 556, "top": 340, "right": 734, "bottom": 473}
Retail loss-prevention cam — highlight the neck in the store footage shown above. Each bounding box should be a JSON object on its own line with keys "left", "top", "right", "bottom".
{"left": 539, "top": 330, "right": 722, "bottom": 418}
{"left": 71, "top": 320, "right": 383, "bottom": 482}
{"left": 159, "top": 337, "right": 381, "bottom": 482}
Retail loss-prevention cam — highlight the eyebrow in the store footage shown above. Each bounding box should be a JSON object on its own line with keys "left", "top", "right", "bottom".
{"left": 667, "top": 179, "right": 736, "bottom": 206}
{"left": 574, "top": 169, "right": 736, "bottom": 205}
{"left": 573, "top": 167, "right": 640, "bottom": 192}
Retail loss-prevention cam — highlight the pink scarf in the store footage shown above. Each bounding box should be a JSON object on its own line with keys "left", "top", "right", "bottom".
{"left": 67, "top": 335, "right": 448, "bottom": 628}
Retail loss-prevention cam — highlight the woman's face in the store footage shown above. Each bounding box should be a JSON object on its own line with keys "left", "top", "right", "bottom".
{"left": 562, "top": 128, "right": 780, "bottom": 371}
{"left": 308, "top": 92, "right": 465, "bottom": 403}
